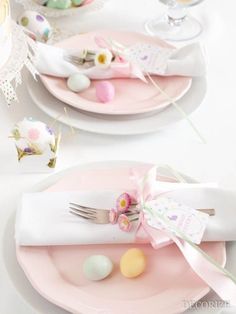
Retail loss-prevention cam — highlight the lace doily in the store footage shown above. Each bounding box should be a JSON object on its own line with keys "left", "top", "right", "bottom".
{"left": 0, "top": 22, "right": 38, "bottom": 104}
{"left": 15, "top": 0, "right": 109, "bottom": 18}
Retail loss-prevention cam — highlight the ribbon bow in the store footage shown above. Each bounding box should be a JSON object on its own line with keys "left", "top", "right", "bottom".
{"left": 94, "top": 35, "right": 147, "bottom": 82}
{"left": 133, "top": 167, "right": 236, "bottom": 306}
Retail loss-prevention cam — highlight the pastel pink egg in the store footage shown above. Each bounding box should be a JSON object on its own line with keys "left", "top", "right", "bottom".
{"left": 96, "top": 81, "right": 115, "bottom": 103}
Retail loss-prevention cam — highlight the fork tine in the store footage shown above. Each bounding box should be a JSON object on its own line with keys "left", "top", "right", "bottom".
{"left": 65, "top": 56, "right": 84, "bottom": 65}
{"left": 70, "top": 211, "right": 93, "bottom": 221}
{"left": 69, "top": 203, "right": 97, "bottom": 214}
{"left": 69, "top": 208, "right": 95, "bottom": 220}
{"left": 69, "top": 206, "right": 96, "bottom": 217}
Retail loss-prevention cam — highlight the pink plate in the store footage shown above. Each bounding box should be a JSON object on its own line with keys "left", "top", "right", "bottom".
{"left": 16, "top": 163, "right": 225, "bottom": 314}
{"left": 40, "top": 31, "right": 192, "bottom": 115}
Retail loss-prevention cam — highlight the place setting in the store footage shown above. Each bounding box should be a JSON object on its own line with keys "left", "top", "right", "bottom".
{"left": 9, "top": 0, "right": 207, "bottom": 138}
{"left": 26, "top": 32, "right": 207, "bottom": 137}
{"left": 9, "top": 160, "right": 236, "bottom": 313}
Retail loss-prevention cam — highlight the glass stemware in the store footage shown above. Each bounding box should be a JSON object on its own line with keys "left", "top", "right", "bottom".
{"left": 145, "top": 0, "right": 204, "bottom": 41}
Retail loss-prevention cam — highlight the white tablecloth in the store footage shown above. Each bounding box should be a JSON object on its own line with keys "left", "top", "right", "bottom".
{"left": 1, "top": 0, "right": 236, "bottom": 313}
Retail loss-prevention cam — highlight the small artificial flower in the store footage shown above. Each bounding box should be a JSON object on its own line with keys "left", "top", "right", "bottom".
{"left": 118, "top": 214, "right": 132, "bottom": 232}
{"left": 109, "top": 208, "right": 118, "bottom": 224}
{"left": 94, "top": 49, "right": 113, "bottom": 69}
{"left": 116, "top": 193, "right": 131, "bottom": 213}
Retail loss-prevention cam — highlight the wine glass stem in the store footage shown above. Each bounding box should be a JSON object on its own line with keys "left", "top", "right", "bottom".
{"left": 167, "top": 4, "right": 187, "bottom": 27}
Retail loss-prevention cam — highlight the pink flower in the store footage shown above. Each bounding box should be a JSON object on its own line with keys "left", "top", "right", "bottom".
{"left": 118, "top": 214, "right": 132, "bottom": 232}
{"left": 109, "top": 208, "right": 118, "bottom": 224}
{"left": 116, "top": 193, "right": 131, "bottom": 213}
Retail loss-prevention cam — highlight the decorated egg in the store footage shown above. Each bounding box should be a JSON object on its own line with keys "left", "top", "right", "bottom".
{"left": 72, "top": 0, "right": 85, "bottom": 6}
{"left": 17, "top": 11, "right": 52, "bottom": 42}
{"left": 67, "top": 73, "right": 91, "bottom": 93}
{"left": 11, "top": 117, "right": 56, "bottom": 153}
{"left": 83, "top": 255, "right": 113, "bottom": 281}
{"left": 47, "top": 0, "right": 72, "bottom": 9}
{"left": 96, "top": 81, "right": 115, "bottom": 103}
{"left": 120, "top": 248, "right": 147, "bottom": 278}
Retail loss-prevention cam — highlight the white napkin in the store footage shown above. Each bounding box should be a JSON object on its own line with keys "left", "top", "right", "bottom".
{"left": 16, "top": 183, "right": 235, "bottom": 247}
{"left": 16, "top": 190, "right": 137, "bottom": 246}
{"left": 35, "top": 42, "right": 206, "bottom": 79}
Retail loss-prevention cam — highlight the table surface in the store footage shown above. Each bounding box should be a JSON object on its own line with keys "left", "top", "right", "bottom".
{"left": 1, "top": 0, "right": 236, "bottom": 313}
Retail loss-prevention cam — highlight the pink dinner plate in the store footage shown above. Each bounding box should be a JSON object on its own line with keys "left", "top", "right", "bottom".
{"left": 16, "top": 162, "right": 225, "bottom": 314}
{"left": 40, "top": 31, "right": 192, "bottom": 115}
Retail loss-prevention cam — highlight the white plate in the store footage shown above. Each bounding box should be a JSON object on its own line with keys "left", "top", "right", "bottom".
{"left": 27, "top": 76, "right": 207, "bottom": 135}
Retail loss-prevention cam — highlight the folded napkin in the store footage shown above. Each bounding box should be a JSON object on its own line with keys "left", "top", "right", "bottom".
{"left": 35, "top": 41, "right": 206, "bottom": 79}
{"left": 16, "top": 183, "right": 236, "bottom": 247}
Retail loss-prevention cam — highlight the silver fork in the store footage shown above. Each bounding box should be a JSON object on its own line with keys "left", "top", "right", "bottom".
{"left": 69, "top": 203, "right": 139, "bottom": 224}
{"left": 69, "top": 202, "right": 215, "bottom": 224}
{"left": 64, "top": 50, "right": 96, "bottom": 66}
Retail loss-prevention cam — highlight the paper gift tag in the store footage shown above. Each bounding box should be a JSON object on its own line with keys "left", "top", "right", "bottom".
{"left": 127, "top": 43, "right": 173, "bottom": 75}
{"left": 143, "top": 197, "right": 209, "bottom": 244}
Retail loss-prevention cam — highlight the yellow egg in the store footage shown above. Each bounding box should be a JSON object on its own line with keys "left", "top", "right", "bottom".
{"left": 120, "top": 248, "right": 147, "bottom": 278}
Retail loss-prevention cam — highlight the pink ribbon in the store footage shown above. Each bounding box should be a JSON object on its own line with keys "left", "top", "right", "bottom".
{"left": 94, "top": 35, "right": 147, "bottom": 82}
{"left": 110, "top": 62, "right": 132, "bottom": 78}
{"left": 133, "top": 168, "right": 236, "bottom": 306}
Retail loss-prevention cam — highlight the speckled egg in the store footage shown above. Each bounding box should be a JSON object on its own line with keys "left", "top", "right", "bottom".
{"left": 17, "top": 11, "right": 52, "bottom": 42}
{"left": 11, "top": 117, "right": 55, "bottom": 152}
{"left": 67, "top": 73, "right": 91, "bottom": 93}
{"left": 83, "top": 255, "right": 113, "bottom": 281}
{"left": 47, "top": 0, "right": 72, "bottom": 9}
{"left": 96, "top": 81, "right": 115, "bottom": 103}
{"left": 120, "top": 248, "right": 147, "bottom": 278}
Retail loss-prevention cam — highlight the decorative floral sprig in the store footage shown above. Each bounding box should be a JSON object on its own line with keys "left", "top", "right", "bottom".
{"left": 95, "top": 49, "right": 113, "bottom": 69}
{"left": 118, "top": 214, "right": 132, "bottom": 232}
{"left": 116, "top": 193, "right": 131, "bottom": 213}
{"left": 109, "top": 193, "right": 139, "bottom": 232}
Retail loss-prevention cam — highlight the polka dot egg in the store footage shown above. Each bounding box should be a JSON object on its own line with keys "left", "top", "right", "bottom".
{"left": 17, "top": 11, "right": 52, "bottom": 42}
{"left": 12, "top": 118, "right": 56, "bottom": 152}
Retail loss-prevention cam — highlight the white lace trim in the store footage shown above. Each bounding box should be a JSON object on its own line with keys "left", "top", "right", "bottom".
{"left": 0, "top": 22, "right": 38, "bottom": 104}
{"left": 15, "top": 0, "right": 108, "bottom": 17}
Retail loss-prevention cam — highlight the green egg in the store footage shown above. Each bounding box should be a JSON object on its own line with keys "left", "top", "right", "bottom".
{"left": 46, "top": 0, "right": 72, "bottom": 9}
{"left": 83, "top": 255, "right": 113, "bottom": 281}
{"left": 72, "top": 0, "right": 84, "bottom": 6}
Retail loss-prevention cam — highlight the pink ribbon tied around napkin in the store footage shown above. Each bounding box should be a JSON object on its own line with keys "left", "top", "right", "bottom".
{"left": 94, "top": 35, "right": 147, "bottom": 82}
{"left": 132, "top": 167, "right": 236, "bottom": 306}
